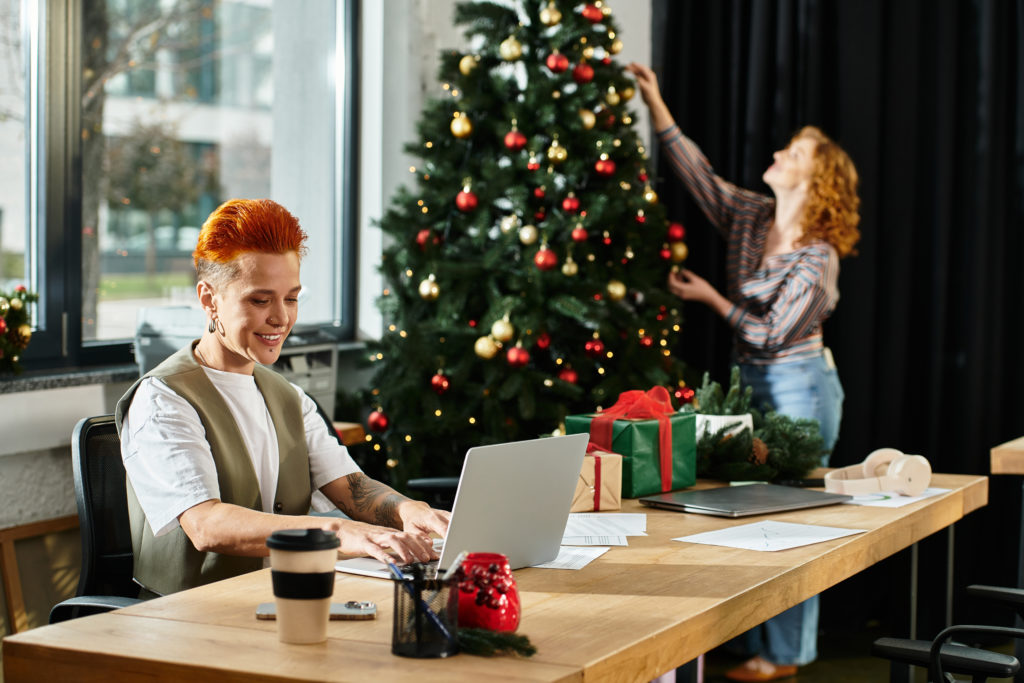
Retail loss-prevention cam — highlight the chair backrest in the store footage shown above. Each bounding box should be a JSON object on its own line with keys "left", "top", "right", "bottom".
{"left": 72, "top": 415, "right": 139, "bottom": 599}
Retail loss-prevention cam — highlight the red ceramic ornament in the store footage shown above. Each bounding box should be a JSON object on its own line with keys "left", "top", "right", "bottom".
{"left": 506, "top": 346, "right": 530, "bottom": 368}
{"left": 415, "top": 228, "right": 439, "bottom": 251}
{"left": 533, "top": 186, "right": 546, "bottom": 199}
{"left": 584, "top": 338, "right": 605, "bottom": 358}
{"left": 545, "top": 52, "right": 569, "bottom": 73}
{"left": 527, "top": 156, "right": 541, "bottom": 171}
{"left": 430, "top": 373, "right": 450, "bottom": 395}
{"left": 367, "top": 410, "right": 389, "bottom": 432}
{"left": 457, "top": 552, "right": 521, "bottom": 632}
{"left": 534, "top": 247, "right": 558, "bottom": 271}
{"left": 455, "top": 189, "right": 478, "bottom": 212}
{"left": 659, "top": 246, "right": 672, "bottom": 260}
{"left": 581, "top": 3, "right": 604, "bottom": 23}
{"left": 667, "top": 222, "right": 686, "bottom": 242}
{"left": 535, "top": 331, "right": 551, "bottom": 350}
{"left": 572, "top": 62, "right": 594, "bottom": 84}
{"left": 561, "top": 195, "right": 580, "bottom": 212}
{"left": 638, "top": 171, "right": 649, "bottom": 182}
{"left": 594, "top": 157, "right": 616, "bottom": 176}
{"left": 571, "top": 225, "right": 589, "bottom": 242}
{"left": 504, "top": 129, "right": 527, "bottom": 151}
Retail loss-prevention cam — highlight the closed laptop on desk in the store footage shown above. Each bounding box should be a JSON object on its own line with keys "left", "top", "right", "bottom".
{"left": 638, "top": 483, "right": 851, "bottom": 517}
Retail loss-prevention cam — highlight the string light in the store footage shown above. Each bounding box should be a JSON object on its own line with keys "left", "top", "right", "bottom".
{"left": 434, "top": 409, "right": 442, "bottom": 417}
{"left": 405, "top": 435, "right": 412, "bottom": 442}
{"left": 468, "top": 417, "right": 476, "bottom": 424}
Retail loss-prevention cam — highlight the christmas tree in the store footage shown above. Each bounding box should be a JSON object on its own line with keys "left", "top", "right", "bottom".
{"left": 364, "top": 0, "right": 690, "bottom": 485}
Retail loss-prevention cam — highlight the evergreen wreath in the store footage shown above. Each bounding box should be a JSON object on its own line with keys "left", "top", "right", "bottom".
{"left": 684, "top": 367, "right": 825, "bottom": 481}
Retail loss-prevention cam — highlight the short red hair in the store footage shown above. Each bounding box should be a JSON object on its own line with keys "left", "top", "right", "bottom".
{"left": 193, "top": 199, "right": 307, "bottom": 283}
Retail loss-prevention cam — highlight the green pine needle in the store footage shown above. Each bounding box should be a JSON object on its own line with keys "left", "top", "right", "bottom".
{"left": 457, "top": 627, "right": 538, "bottom": 657}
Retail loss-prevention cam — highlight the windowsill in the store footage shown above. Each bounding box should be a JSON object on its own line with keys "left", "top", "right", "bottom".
{"left": 0, "top": 364, "right": 139, "bottom": 395}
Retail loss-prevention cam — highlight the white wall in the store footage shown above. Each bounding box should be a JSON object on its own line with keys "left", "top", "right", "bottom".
{"left": 357, "top": 0, "right": 653, "bottom": 339}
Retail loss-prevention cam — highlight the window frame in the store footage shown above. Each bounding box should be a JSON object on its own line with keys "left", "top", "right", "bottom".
{"left": 22, "top": 0, "right": 358, "bottom": 371}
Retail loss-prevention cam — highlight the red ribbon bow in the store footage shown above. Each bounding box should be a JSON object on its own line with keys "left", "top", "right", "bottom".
{"left": 588, "top": 387, "right": 675, "bottom": 492}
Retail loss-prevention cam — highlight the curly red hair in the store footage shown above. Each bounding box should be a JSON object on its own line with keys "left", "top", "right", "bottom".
{"left": 193, "top": 199, "right": 307, "bottom": 284}
{"left": 793, "top": 126, "right": 861, "bottom": 258}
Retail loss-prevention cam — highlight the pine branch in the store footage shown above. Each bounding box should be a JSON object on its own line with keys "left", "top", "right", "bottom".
{"left": 457, "top": 627, "right": 538, "bottom": 657}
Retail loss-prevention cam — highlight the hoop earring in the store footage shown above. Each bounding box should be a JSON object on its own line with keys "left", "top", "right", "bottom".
{"left": 215, "top": 317, "right": 226, "bottom": 336}
{"left": 208, "top": 318, "right": 216, "bottom": 334}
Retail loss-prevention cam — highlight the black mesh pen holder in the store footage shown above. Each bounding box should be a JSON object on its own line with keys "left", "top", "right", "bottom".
{"left": 390, "top": 573, "right": 459, "bottom": 658}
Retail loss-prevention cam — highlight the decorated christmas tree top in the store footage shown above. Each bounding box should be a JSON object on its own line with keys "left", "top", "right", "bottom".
{"left": 365, "top": 0, "right": 690, "bottom": 484}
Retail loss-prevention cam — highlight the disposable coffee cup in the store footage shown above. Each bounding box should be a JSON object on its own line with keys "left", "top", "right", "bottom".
{"left": 266, "top": 528, "right": 340, "bottom": 644}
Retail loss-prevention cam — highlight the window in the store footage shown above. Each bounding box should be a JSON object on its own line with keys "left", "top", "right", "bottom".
{"left": 6, "top": 0, "right": 356, "bottom": 370}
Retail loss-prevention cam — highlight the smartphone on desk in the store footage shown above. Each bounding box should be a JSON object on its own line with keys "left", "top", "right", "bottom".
{"left": 255, "top": 601, "right": 377, "bottom": 620}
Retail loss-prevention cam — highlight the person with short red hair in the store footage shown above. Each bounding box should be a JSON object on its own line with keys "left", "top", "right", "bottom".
{"left": 116, "top": 198, "right": 449, "bottom": 596}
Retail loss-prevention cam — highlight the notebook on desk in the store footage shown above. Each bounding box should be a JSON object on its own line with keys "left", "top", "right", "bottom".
{"left": 335, "top": 432, "right": 589, "bottom": 579}
{"left": 638, "top": 483, "right": 852, "bottom": 518}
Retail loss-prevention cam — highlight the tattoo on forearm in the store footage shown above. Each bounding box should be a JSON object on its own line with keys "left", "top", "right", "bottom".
{"left": 343, "top": 473, "right": 405, "bottom": 528}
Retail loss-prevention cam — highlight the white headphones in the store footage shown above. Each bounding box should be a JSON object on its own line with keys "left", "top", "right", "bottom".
{"left": 824, "top": 448, "right": 932, "bottom": 497}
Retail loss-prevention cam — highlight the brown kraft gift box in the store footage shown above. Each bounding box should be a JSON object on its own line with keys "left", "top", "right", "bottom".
{"left": 571, "top": 449, "right": 623, "bottom": 512}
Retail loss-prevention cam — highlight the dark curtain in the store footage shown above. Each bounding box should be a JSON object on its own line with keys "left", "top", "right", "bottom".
{"left": 651, "top": 0, "right": 1024, "bottom": 637}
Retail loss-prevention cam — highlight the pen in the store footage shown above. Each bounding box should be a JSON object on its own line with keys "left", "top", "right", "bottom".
{"left": 386, "top": 561, "right": 456, "bottom": 644}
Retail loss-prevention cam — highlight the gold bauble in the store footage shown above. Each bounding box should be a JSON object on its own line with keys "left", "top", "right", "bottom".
{"left": 499, "top": 214, "right": 520, "bottom": 233}
{"left": 17, "top": 324, "right": 31, "bottom": 344}
{"left": 491, "top": 318, "right": 515, "bottom": 342}
{"left": 607, "top": 279, "right": 627, "bottom": 301}
{"left": 561, "top": 257, "right": 579, "bottom": 277}
{"left": 519, "top": 224, "right": 539, "bottom": 245}
{"left": 9, "top": 297, "right": 22, "bottom": 311}
{"left": 579, "top": 109, "right": 596, "bottom": 130}
{"left": 450, "top": 112, "right": 473, "bottom": 139}
{"left": 605, "top": 88, "right": 621, "bottom": 106}
{"left": 418, "top": 275, "right": 440, "bottom": 300}
{"left": 643, "top": 187, "right": 659, "bottom": 203}
{"left": 582, "top": 46, "right": 595, "bottom": 60}
{"left": 546, "top": 140, "right": 568, "bottom": 164}
{"left": 609, "top": 38, "right": 624, "bottom": 54}
{"left": 474, "top": 335, "right": 499, "bottom": 359}
{"left": 458, "top": 54, "right": 479, "bottom": 76}
{"left": 0, "top": 297, "right": 7, "bottom": 315}
{"left": 620, "top": 85, "right": 635, "bottom": 101}
{"left": 499, "top": 36, "right": 523, "bottom": 61}
{"left": 671, "top": 241, "right": 689, "bottom": 263}
{"left": 539, "top": 2, "right": 562, "bottom": 25}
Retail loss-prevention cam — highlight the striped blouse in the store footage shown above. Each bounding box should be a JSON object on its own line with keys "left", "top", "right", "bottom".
{"left": 657, "top": 124, "right": 840, "bottom": 365}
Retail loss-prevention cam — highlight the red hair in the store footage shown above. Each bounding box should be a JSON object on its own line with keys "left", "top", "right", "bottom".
{"left": 193, "top": 199, "right": 307, "bottom": 282}
{"left": 794, "top": 127, "right": 861, "bottom": 259}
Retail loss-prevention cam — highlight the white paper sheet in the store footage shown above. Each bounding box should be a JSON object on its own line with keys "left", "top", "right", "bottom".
{"left": 531, "top": 545, "right": 610, "bottom": 569}
{"left": 561, "top": 535, "right": 629, "bottom": 546}
{"left": 842, "top": 487, "right": 949, "bottom": 507}
{"left": 673, "top": 520, "right": 865, "bottom": 552}
{"left": 563, "top": 512, "right": 647, "bottom": 537}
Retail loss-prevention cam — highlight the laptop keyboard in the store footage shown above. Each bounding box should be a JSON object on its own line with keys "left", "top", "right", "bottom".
{"left": 399, "top": 560, "right": 439, "bottom": 578}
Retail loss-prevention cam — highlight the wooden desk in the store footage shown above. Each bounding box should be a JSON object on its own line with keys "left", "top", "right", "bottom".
{"left": 991, "top": 436, "right": 1024, "bottom": 475}
{"left": 3, "top": 473, "right": 986, "bottom": 683}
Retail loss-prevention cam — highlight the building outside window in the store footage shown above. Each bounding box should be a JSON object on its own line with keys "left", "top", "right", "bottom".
{"left": 0, "top": 0, "right": 354, "bottom": 369}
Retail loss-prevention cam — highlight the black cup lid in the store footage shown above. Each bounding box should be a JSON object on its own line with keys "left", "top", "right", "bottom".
{"left": 266, "top": 528, "right": 340, "bottom": 551}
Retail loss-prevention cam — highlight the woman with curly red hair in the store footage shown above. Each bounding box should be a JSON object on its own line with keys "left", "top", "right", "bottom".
{"left": 628, "top": 64, "right": 860, "bottom": 681}
{"left": 115, "top": 199, "right": 449, "bottom": 597}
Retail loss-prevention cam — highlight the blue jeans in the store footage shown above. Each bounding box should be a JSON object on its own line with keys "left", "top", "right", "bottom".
{"left": 735, "top": 352, "right": 844, "bottom": 666}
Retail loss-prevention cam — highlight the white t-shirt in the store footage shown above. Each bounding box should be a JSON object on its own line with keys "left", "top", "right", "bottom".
{"left": 121, "top": 366, "right": 361, "bottom": 537}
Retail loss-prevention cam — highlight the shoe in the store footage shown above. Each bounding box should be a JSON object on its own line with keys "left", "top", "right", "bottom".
{"left": 724, "top": 656, "right": 798, "bottom": 681}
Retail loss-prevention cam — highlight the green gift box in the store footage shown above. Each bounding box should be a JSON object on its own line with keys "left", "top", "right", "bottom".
{"left": 565, "top": 409, "right": 696, "bottom": 498}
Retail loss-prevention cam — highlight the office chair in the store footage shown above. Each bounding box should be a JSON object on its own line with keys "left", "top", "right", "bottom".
{"left": 49, "top": 416, "right": 144, "bottom": 623}
{"left": 872, "top": 584, "right": 1024, "bottom": 682}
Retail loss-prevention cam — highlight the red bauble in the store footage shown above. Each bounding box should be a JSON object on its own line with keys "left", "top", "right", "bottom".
{"left": 534, "top": 207, "right": 547, "bottom": 221}
{"left": 639, "top": 335, "right": 654, "bottom": 348}
{"left": 535, "top": 332, "right": 551, "bottom": 350}
{"left": 674, "top": 386, "right": 696, "bottom": 405}
{"left": 561, "top": 195, "right": 581, "bottom": 212}
{"left": 455, "top": 189, "right": 478, "bottom": 212}
{"left": 594, "top": 157, "right": 616, "bottom": 176}
{"left": 635, "top": 212, "right": 646, "bottom": 224}
{"left": 504, "top": 129, "right": 527, "bottom": 151}
{"left": 584, "top": 339, "right": 606, "bottom": 358}
{"left": 572, "top": 62, "right": 594, "bottom": 84}
{"left": 638, "top": 171, "right": 649, "bottom": 182}
{"left": 367, "top": 410, "right": 389, "bottom": 432}
{"left": 533, "top": 186, "right": 546, "bottom": 199}
{"left": 527, "top": 157, "right": 541, "bottom": 171}
{"left": 667, "top": 222, "right": 686, "bottom": 242}
{"left": 534, "top": 247, "right": 558, "bottom": 271}
{"left": 545, "top": 52, "right": 569, "bottom": 73}
{"left": 0, "top": 318, "right": 6, "bottom": 335}
{"left": 602, "top": 56, "right": 612, "bottom": 65}
{"left": 506, "top": 346, "right": 530, "bottom": 368}
{"left": 415, "top": 228, "right": 439, "bottom": 251}
{"left": 600, "top": 111, "right": 616, "bottom": 129}
{"left": 659, "top": 246, "right": 672, "bottom": 260}
{"left": 571, "top": 226, "right": 589, "bottom": 242}
{"left": 430, "top": 373, "right": 450, "bottom": 395}
{"left": 581, "top": 3, "right": 604, "bottom": 22}
{"left": 558, "top": 367, "right": 578, "bottom": 384}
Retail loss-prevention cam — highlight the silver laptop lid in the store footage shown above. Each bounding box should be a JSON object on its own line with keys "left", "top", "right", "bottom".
{"left": 438, "top": 432, "right": 588, "bottom": 570}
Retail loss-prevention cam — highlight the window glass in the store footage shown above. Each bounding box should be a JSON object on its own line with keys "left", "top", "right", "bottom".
{"left": 0, "top": 0, "right": 27, "bottom": 291}
{"left": 83, "top": 0, "right": 342, "bottom": 342}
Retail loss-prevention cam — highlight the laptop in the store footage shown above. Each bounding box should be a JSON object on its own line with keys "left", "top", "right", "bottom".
{"left": 335, "top": 432, "right": 589, "bottom": 578}
{"left": 638, "top": 483, "right": 852, "bottom": 518}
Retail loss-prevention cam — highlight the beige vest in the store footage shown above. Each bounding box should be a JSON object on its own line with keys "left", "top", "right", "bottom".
{"left": 115, "top": 343, "right": 312, "bottom": 595}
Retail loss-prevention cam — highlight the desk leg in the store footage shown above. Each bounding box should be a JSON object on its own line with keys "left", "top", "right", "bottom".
{"left": 1017, "top": 483, "right": 1024, "bottom": 682}
{"left": 889, "top": 542, "right": 920, "bottom": 683}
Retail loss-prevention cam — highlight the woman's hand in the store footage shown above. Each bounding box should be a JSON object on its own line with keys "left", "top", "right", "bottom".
{"left": 327, "top": 517, "right": 438, "bottom": 566}
{"left": 397, "top": 500, "right": 451, "bottom": 538}
{"left": 626, "top": 63, "right": 675, "bottom": 131}
{"left": 667, "top": 269, "right": 733, "bottom": 318}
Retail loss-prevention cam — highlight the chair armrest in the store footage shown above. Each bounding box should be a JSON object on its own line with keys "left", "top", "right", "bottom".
{"left": 49, "top": 595, "right": 145, "bottom": 624}
{"left": 967, "top": 584, "right": 1024, "bottom": 618}
{"left": 872, "top": 636, "right": 1019, "bottom": 678}
{"left": 928, "top": 624, "right": 1024, "bottom": 680}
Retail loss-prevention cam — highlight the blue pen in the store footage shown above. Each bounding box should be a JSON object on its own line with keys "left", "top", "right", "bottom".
{"left": 386, "top": 562, "right": 455, "bottom": 644}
